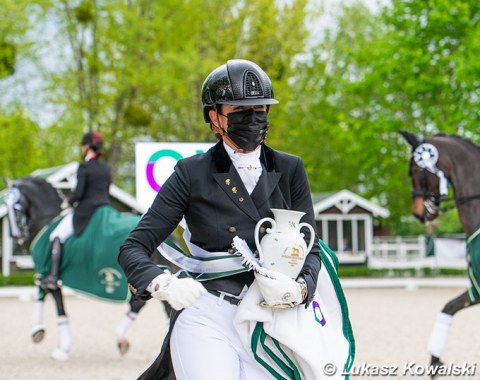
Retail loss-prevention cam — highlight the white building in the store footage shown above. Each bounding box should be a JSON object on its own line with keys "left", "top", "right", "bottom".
{"left": 312, "top": 190, "right": 390, "bottom": 264}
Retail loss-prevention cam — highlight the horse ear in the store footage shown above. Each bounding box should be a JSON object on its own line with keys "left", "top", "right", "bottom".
{"left": 3, "top": 176, "right": 12, "bottom": 188}
{"left": 398, "top": 130, "right": 423, "bottom": 150}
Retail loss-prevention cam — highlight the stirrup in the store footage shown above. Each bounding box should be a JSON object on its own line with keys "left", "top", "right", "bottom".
{"left": 35, "top": 274, "right": 63, "bottom": 290}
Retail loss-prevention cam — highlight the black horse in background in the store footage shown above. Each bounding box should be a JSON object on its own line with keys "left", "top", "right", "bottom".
{"left": 3, "top": 176, "right": 172, "bottom": 361}
{"left": 400, "top": 131, "right": 480, "bottom": 376}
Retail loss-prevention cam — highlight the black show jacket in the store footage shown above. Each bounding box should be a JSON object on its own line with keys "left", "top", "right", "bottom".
{"left": 119, "top": 141, "right": 321, "bottom": 302}
{"left": 68, "top": 158, "right": 111, "bottom": 236}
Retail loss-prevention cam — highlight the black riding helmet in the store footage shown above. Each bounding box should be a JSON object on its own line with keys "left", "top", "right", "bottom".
{"left": 201, "top": 59, "right": 279, "bottom": 123}
{"left": 81, "top": 131, "right": 104, "bottom": 152}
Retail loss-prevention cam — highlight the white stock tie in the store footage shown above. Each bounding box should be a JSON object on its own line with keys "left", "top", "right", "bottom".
{"left": 224, "top": 142, "right": 262, "bottom": 195}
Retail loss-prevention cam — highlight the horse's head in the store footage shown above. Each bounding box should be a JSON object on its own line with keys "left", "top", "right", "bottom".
{"left": 399, "top": 131, "right": 448, "bottom": 223}
{"left": 3, "top": 177, "right": 63, "bottom": 246}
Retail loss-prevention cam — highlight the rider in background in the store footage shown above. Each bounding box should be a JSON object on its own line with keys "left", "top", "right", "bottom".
{"left": 41, "top": 131, "right": 111, "bottom": 289}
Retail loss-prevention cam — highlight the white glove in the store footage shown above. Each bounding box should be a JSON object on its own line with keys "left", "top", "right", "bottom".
{"left": 151, "top": 273, "right": 207, "bottom": 311}
{"left": 254, "top": 271, "right": 304, "bottom": 308}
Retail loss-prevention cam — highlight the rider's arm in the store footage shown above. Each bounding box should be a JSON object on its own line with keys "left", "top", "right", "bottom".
{"left": 118, "top": 160, "right": 190, "bottom": 299}
{"left": 69, "top": 164, "right": 88, "bottom": 206}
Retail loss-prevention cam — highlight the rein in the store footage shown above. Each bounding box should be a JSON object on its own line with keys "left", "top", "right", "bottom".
{"left": 442, "top": 194, "right": 480, "bottom": 204}
{"left": 438, "top": 194, "right": 480, "bottom": 213}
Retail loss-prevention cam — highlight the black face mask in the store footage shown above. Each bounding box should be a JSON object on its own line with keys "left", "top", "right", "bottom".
{"left": 226, "top": 108, "right": 269, "bottom": 152}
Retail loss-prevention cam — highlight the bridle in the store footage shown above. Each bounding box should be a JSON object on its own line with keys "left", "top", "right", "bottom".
{"left": 410, "top": 143, "right": 480, "bottom": 214}
{"left": 4, "top": 186, "right": 29, "bottom": 243}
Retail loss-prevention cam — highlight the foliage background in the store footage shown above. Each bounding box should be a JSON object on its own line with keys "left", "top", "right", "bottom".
{"left": 1, "top": 0, "right": 479, "bottom": 235}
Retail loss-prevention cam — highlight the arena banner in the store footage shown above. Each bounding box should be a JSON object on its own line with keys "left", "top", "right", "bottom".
{"left": 135, "top": 142, "right": 214, "bottom": 210}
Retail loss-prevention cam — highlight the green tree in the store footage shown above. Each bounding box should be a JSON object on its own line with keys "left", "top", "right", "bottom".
{"left": 0, "top": 109, "right": 45, "bottom": 185}
{"left": 36, "top": 0, "right": 310, "bottom": 193}
{"left": 285, "top": 0, "right": 480, "bottom": 233}
{"left": 4, "top": 0, "right": 479, "bottom": 236}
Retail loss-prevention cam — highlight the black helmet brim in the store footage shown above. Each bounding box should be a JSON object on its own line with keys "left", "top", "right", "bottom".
{"left": 214, "top": 98, "right": 279, "bottom": 106}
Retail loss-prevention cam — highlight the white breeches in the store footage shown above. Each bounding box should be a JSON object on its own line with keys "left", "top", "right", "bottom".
{"left": 170, "top": 292, "right": 273, "bottom": 380}
{"left": 49, "top": 212, "right": 74, "bottom": 243}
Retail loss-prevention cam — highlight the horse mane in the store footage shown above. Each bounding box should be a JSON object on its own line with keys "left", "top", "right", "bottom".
{"left": 433, "top": 133, "right": 480, "bottom": 153}
{"left": 17, "top": 177, "right": 63, "bottom": 205}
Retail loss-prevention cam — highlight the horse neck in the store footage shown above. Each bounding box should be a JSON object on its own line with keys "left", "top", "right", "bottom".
{"left": 29, "top": 214, "right": 59, "bottom": 240}
{"left": 23, "top": 184, "right": 62, "bottom": 240}
{"left": 434, "top": 137, "right": 480, "bottom": 236}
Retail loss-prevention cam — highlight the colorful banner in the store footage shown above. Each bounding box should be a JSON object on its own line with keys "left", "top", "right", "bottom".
{"left": 135, "top": 142, "right": 214, "bottom": 210}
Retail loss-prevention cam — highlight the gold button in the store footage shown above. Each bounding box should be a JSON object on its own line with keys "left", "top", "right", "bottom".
{"left": 228, "top": 226, "right": 237, "bottom": 233}
{"left": 128, "top": 283, "right": 137, "bottom": 295}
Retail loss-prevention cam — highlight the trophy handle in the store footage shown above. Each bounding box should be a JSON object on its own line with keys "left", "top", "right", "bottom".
{"left": 298, "top": 222, "right": 315, "bottom": 254}
{"left": 254, "top": 217, "right": 276, "bottom": 264}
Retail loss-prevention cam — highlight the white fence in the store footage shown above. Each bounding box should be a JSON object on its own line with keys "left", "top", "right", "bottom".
{"left": 1, "top": 234, "right": 468, "bottom": 276}
{"left": 368, "top": 235, "right": 467, "bottom": 269}
{"left": 371, "top": 235, "right": 427, "bottom": 260}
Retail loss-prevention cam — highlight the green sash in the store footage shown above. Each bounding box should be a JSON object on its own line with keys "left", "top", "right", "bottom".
{"left": 31, "top": 206, "right": 141, "bottom": 302}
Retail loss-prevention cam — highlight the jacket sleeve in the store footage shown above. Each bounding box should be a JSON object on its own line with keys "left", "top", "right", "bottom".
{"left": 290, "top": 157, "right": 322, "bottom": 305}
{"left": 118, "top": 160, "right": 190, "bottom": 299}
{"left": 69, "top": 164, "right": 87, "bottom": 206}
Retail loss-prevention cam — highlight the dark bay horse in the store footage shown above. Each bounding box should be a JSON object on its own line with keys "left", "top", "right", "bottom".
{"left": 3, "top": 176, "right": 168, "bottom": 361}
{"left": 399, "top": 131, "right": 480, "bottom": 374}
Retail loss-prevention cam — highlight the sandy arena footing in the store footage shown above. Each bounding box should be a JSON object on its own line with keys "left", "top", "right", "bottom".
{"left": 0, "top": 285, "right": 478, "bottom": 379}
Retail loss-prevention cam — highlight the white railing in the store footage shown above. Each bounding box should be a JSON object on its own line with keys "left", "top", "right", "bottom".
{"left": 368, "top": 235, "right": 467, "bottom": 269}
{"left": 370, "top": 235, "right": 426, "bottom": 261}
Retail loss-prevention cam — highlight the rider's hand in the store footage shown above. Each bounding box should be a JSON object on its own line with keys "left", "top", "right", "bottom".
{"left": 255, "top": 270, "right": 304, "bottom": 308}
{"left": 150, "top": 273, "right": 206, "bottom": 311}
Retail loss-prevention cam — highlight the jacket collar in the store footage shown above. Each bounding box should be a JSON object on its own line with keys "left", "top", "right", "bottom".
{"left": 211, "top": 141, "right": 280, "bottom": 221}
{"left": 211, "top": 141, "right": 275, "bottom": 173}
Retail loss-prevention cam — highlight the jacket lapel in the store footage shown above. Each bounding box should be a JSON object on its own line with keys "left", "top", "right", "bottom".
{"left": 250, "top": 169, "right": 282, "bottom": 210}
{"left": 213, "top": 169, "right": 261, "bottom": 222}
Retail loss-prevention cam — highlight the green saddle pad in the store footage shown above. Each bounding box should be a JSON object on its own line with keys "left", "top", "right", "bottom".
{"left": 31, "top": 205, "right": 141, "bottom": 302}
